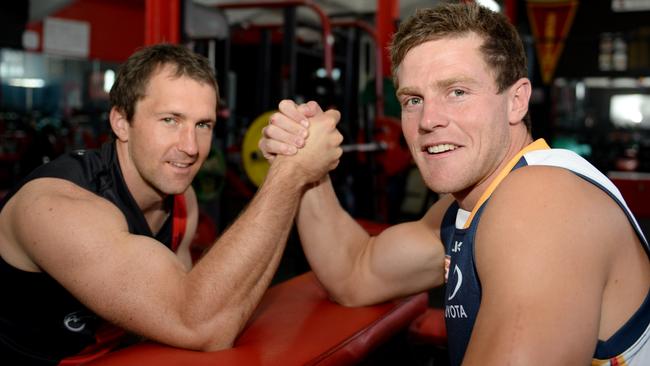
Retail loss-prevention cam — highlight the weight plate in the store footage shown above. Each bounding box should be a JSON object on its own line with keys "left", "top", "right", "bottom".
{"left": 242, "top": 110, "right": 275, "bottom": 187}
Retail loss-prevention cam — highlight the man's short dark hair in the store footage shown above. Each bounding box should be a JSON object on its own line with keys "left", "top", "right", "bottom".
{"left": 109, "top": 43, "right": 219, "bottom": 122}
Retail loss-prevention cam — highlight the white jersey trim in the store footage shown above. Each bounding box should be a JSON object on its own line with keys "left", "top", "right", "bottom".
{"left": 455, "top": 208, "right": 471, "bottom": 230}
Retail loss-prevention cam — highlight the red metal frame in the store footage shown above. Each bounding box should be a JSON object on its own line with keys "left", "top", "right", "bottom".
{"left": 504, "top": 0, "right": 517, "bottom": 24}
{"left": 376, "top": 0, "right": 398, "bottom": 78}
{"left": 145, "top": 0, "right": 180, "bottom": 45}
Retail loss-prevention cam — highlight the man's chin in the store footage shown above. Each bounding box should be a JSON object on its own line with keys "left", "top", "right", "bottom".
{"left": 421, "top": 176, "right": 457, "bottom": 195}
{"left": 155, "top": 181, "right": 192, "bottom": 196}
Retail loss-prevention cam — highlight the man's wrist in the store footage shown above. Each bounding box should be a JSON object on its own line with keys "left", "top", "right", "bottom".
{"left": 266, "top": 156, "right": 311, "bottom": 189}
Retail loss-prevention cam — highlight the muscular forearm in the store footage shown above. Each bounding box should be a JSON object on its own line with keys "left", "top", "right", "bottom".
{"left": 296, "top": 176, "right": 371, "bottom": 305}
{"left": 297, "top": 177, "right": 449, "bottom": 307}
{"left": 180, "top": 161, "right": 303, "bottom": 350}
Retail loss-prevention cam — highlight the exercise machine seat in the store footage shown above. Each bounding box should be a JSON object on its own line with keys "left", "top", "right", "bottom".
{"left": 408, "top": 308, "right": 447, "bottom": 347}
{"left": 86, "top": 272, "right": 428, "bottom": 365}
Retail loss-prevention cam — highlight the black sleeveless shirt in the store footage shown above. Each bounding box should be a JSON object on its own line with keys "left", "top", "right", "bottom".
{"left": 0, "top": 142, "right": 177, "bottom": 365}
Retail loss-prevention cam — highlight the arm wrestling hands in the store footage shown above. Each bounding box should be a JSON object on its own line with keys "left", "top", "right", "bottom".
{"left": 260, "top": 100, "right": 447, "bottom": 306}
{"left": 266, "top": 99, "right": 343, "bottom": 181}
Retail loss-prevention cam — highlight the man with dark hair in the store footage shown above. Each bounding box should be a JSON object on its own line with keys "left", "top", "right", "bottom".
{"left": 0, "top": 43, "right": 343, "bottom": 364}
{"left": 260, "top": 3, "right": 650, "bottom": 365}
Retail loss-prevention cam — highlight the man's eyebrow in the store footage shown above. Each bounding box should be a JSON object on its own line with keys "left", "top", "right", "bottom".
{"left": 435, "top": 76, "right": 479, "bottom": 89}
{"left": 396, "top": 77, "right": 480, "bottom": 97}
{"left": 396, "top": 87, "right": 419, "bottom": 97}
{"left": 156, "top": 111, "right": 186, "bottom": 117}
{"left": 199, "top": 117, "right": 217, "bottom": 125}
{"left": 165, "top": 111, "right": 218, "bottom": 124}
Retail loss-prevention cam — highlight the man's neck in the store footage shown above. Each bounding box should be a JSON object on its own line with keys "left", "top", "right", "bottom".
{"left": 453, "top": 130, "right": 534, "bottom": 212}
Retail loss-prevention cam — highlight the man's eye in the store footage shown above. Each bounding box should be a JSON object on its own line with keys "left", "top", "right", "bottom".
{"left": 162, "top": 117, "right": 175, "bottom": 124}
{"left": 452, "top": 89, "right": 466, "bottom": 97}
{"left": 197, "top": 122, "right": 213, "bottom": 130}
{"left": 405, "top": 97, "right": 422, "bottom": 106}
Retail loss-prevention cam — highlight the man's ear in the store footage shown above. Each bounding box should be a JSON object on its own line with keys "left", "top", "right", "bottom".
{"left": 508, "top": 77, "right": 531, "bottom": 125}
{"left": 109, "top": 107, "right": 129, "bottom": 141}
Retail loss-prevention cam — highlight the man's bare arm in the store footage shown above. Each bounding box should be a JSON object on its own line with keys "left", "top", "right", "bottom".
{"left": 462, "top": 166, "right": 628, "bottom": 365}
{"left": 296, "top": 177, "right": 450, "bottom": 306}
{"left": 5, "top": 108, "right": 342, "bottom": 352}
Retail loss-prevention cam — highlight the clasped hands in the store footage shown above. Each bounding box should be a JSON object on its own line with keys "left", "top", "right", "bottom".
{"left": 259, "top": 100, "right": 343, "bottom": 184}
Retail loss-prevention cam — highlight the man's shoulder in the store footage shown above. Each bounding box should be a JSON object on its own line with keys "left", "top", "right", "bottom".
{"left": 1, "top": 175, "right": 123, "bottom": 272}
{"left": 474, "top": 164, "right": 615, "bottom": 281}
{"left": 480, "top": 163, "right": 626, "bottom": 249}
{"left": 8, "top": 144, "right": 116, "bottom": 220}
{"left": 498, "top": 164, "right": 600, "bottom": 203}
{"left": 37, "top": 148, "right": 105, "bottom": 180}
{"left": 14, "top": 177, "right": 113, "bottom": 215}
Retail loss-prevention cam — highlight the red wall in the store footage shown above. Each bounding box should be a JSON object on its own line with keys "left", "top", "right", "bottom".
{"left": 27, "top": 0, "right": 145, "bottom": 62}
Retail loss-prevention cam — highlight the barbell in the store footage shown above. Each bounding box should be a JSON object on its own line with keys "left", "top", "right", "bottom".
{"left": 242, "top": 111, "right": 412, "bottom": 187}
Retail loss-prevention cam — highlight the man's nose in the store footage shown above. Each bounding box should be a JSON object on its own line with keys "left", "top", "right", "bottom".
{"left": 419, "top": 102, "right": 449, "bottom": 132}
{"left": 177, "top": 125, "right": 198, "bottom": 156}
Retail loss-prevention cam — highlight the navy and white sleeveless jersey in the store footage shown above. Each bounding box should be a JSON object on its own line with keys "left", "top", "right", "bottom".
{"left": 0, "top": 142, "right": 186, "bottom": 365}
{"left": 440, "top": 139, "right": 650, "bottom": 366}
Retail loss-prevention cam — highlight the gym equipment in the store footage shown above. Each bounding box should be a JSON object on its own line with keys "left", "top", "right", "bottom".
{"left": 409, "top": 308, "right": 448, "bottom": 347}
{"left": 85, "top": 272, "right": 428, "bottom": 366}
{"left": 341, "top": 142, "right": 386, "bottom": 153}
{"left": 242, "top": 110, "right": 274, "bottom": 187}
{"left": 217, "top": 0, "right": 333, "bottom": 78}
{"left": 241, "top": 112, "right": 412, "bottom": 187}
{"left": 194, "top": 145, "right": 227, "bottom": 202}
{"left": 373, "top": 115, "right": 412, "bottom": 177}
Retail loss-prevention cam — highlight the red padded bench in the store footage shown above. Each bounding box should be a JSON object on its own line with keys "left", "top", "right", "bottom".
{"left": 408, "top": 308, "right": 447, "bottom": 347}
{"left": 87, "top": 272, "right": 428, "bottom": 366}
